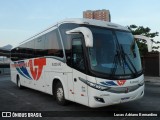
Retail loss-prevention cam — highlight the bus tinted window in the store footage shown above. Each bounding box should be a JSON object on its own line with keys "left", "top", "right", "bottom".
{"left": 26, "top": 40, "right": 35, "bottom": 59}
{"left": 35, "top": 35, "right": 45, "bottom": 57}
{"left": 59, "top": 23, "right": 79, "bottom": 50}
{"left": 11, "top": 28, "right": 63, "bottom": 61}
{"left": 11, "top": 48, "right": 18, "bottom": 61}
{"left": 45, "top": 29, "right": 63, "bottom": 58}
{"left": 19, "top": 43, "right": 27, "bottom": 60}
{"left": 59, "top": 23, "right": 79, "bottom": 62}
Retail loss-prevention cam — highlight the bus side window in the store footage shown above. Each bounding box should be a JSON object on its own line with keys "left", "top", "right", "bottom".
{"left": 19, "top": 43, "right": 27, "bottom": 60}
{"left": 45, "top": 29, "right": 63, "bottom": 58}
{"left": 11, "top": 48, "right": 18, "bottom": 61}
{"left": 35, "top": 36, "right": 45, "bottom": 57}
{"left": 72, "top": 38, "right": 85, "bottom": 71}
{"left": 26, "top": 40, "right": 35, "bottom": 59}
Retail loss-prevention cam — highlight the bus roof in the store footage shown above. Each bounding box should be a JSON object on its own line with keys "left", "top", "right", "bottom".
{"left": 58, "top": 18, "right": 129, "bottom": 31}
{"left": 18, "top": 18, "right": 129, "bottom": 46}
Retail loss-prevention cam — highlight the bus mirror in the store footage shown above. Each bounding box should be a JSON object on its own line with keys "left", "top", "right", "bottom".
{"left": 66, "top": 27, "right": 93, "bottom": 47}
{"left": 134, "top": 35, "right": 153, "bottom": 52}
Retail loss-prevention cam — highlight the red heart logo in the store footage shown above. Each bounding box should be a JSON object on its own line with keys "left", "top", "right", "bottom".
{"left": 117, "top": 80, "right": 126, "bottom": 86}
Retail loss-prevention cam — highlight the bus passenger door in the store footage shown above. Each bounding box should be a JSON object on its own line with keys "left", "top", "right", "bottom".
{"left": 71, "top": 36, "right": 89, "bottom": 106}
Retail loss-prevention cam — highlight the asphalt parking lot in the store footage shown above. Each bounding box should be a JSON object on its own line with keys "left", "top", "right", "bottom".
{"left": 0, "top": 75, "right": 160, "bottom": 120}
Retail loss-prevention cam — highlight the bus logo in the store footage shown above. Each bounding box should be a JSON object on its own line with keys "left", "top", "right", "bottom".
{"left": 117, "top": 80, "right": 126, "bottom": 86}
{"left": 29, "top": 58, "right": 46, "bottom": 80}
{"left": 12, "top": 58, "right": 46, "bottom": 80}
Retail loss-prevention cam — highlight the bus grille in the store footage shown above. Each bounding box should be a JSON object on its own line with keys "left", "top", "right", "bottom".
{"left": 107, "top": 84, "right": 141, "bottom": 93}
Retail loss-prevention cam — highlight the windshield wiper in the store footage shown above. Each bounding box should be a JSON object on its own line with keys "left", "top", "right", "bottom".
{"left": 110, "top": 50, "right": 119, "bottom": 78}
{"left": 110, "top": 45, "right": 138, "bottom": 79}
{"left": 110, "top": 48, "right": 126, "bottom": 79}
{"left": 110, "top": 32, "right": 138, "bottom": 79}
{"left": 120, "top": 45, "right": 138, "bottom": 76}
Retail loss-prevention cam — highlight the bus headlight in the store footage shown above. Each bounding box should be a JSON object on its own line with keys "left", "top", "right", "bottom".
{"left": 87, "top": 81, "right": 110, "bottom": 91}
{"left": 79, "top": 77, "right": 110, "bottom": 91}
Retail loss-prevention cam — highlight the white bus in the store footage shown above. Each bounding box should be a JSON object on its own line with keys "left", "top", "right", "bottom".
{"left": 10, "top": 18, "right": 152, "bottom": 108}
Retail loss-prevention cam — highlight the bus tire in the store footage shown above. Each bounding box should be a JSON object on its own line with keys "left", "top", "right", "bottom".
{"left": 55, "top": 82, "right": 67, "bottom": 105}
{"left": 17, "top": 75, "right": 22, "bottom": 89}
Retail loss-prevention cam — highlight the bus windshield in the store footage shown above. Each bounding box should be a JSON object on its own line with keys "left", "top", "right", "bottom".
{"left": 87, "top": 26, "right": 142, "bottom": 78}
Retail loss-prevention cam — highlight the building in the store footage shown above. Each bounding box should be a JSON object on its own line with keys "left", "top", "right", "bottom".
{"left": 0, "top": 48, "right": 10, "bottom": 75}
{"left": 83, "top": 9, "right": 111, "bottom": 22}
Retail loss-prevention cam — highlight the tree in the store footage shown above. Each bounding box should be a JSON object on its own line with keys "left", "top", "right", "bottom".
{"left": 128, "top": 25, "right": 159, "bottom": 56}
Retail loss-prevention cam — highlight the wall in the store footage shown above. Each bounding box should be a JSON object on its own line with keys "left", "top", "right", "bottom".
{"left": 141, "top": 53, "right": 159, "bottom": 76}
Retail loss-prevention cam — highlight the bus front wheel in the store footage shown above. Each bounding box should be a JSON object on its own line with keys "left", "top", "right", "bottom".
{"left": 55, "top": 82, "right": 67, "bottom": 105}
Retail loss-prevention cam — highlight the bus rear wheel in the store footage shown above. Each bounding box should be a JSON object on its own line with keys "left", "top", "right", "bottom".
{"left": 55, "top": 82, "right": 67, "bottom": 105}
{"left": 17, "top": 75, "right": 22, "bottom": 89}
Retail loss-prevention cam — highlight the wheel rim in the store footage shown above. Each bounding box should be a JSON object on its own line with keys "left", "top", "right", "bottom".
{"left": 57, "top": 88, "right": 63, "bottom": 101}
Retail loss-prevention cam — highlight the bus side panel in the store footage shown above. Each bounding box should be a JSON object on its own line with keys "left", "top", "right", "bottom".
{"left": 10, "top": 61, "right": 28, "bottom": 87}
{"left": 44, "top": 58, "right": 71, "bottom": 99}
{"left": 10, "top": 63, "right": 17, "bottom": 84}
{"left": 44, "top": 72, "right": 68, "bottom": 99}
{"left": 44, "top": 72, "right": 52, "bottom": 94}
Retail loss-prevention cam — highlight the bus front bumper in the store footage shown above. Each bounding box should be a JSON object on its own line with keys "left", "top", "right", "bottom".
{"left": 88, "top": 85, "right": 144, "bottom": 108}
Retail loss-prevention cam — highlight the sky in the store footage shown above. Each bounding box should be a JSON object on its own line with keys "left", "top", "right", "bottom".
{"left": 0, "top": 0, "right": 160, "bottom": 47}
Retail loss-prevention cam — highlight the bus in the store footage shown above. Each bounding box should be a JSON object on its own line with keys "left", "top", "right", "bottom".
{"left": 10, "top": 18, "right": 152, "bottom": 108}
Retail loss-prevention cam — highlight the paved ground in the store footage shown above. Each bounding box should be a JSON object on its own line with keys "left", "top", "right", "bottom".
{"left": 144, "top": 76, "right": 160, "bottom": 85}
{"left": 0, "top": 75, "right": 160, "bottom": 120}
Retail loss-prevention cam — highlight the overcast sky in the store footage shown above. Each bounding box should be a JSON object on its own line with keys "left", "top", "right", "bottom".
{"left": 0, "top": 0, "right": 160, "bottom": 47}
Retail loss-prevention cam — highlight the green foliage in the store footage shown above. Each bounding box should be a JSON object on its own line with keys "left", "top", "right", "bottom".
{"left": 136, "top": 41, "right": 148, "bottom": 56}
{"left": 128, "top": 25, "right": 159, "bottom": 56}
{"left": 128, "top": 25, "right": 159, "bottom": 38}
